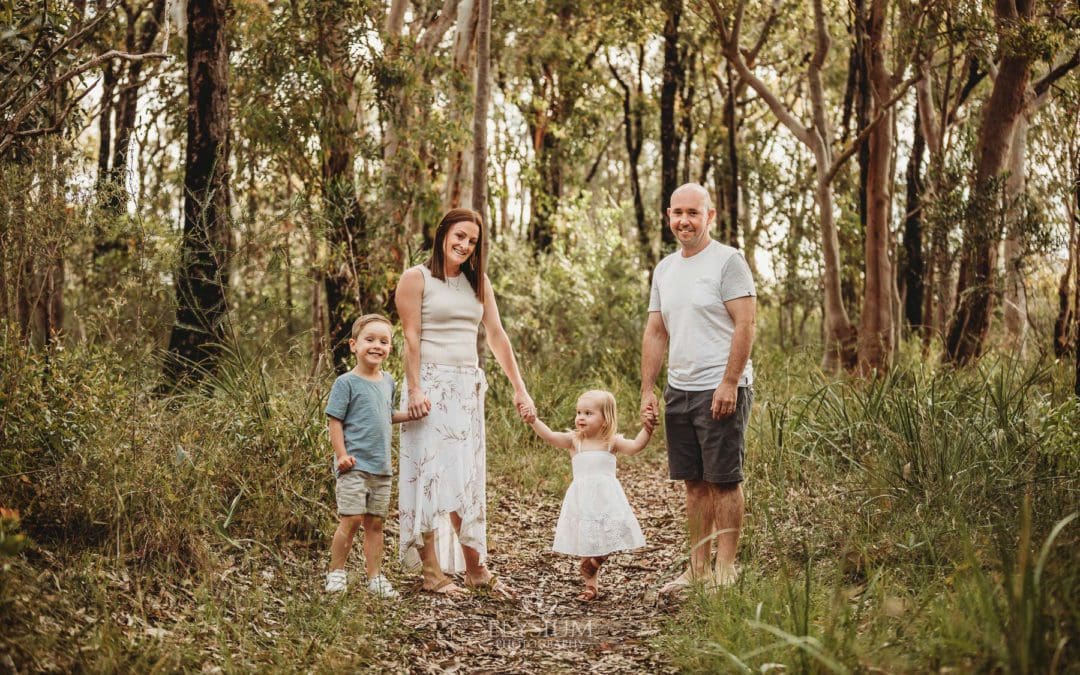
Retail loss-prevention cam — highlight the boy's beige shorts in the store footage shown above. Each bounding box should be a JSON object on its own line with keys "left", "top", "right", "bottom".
{"left": 335, "top": 470, "right": 391, "bottom": 519}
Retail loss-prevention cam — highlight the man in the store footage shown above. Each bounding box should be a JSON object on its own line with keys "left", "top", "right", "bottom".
{"left": 640, "top": 182, "right": 756, "bottom": 594}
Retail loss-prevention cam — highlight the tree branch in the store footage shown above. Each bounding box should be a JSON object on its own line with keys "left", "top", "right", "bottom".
{"left": 1034, "top": 47, "right": 1080, "bottom": 98}
{"left": 705, "top": 0, "right": 815, "bottom": 147}
{"left": 1, "top": 49, "right": 167, "bottom": 155}
{"left": 825, "top": 72, "right": 921, "bottom": 184}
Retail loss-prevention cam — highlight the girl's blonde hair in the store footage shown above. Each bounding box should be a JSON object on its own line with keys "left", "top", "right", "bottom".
{"left": 576, "top": 389, "right": 618, "bottom": 441}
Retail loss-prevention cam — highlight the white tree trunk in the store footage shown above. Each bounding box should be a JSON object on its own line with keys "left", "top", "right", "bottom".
{"left": 1003, "top": 113, "right": 1029, "bottom": 353}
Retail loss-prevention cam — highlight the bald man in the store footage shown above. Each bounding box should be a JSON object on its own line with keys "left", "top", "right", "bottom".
{"left": 640, "top": 183, "right": 756, "bottom": 595}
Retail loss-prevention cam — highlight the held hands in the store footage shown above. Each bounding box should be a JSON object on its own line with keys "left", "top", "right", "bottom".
{"left": 711, "top": 382, "right": 738, "bottom": 419}
{"left": 640, "top": 391, "right": 659, "bottom": 430}
{"left": 336, "top": 454, "right": 356, "bottom": 474}
{"left": 514, "top": 390, "right": 537, "bottom": 424}
{"left": 642, "top": 413, "right": 657, "bottom": 435}
{"left": 407, "top": 387, "right": 432, "bottom": 420}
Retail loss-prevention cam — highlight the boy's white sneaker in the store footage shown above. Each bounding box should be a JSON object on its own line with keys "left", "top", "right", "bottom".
{"left": 325, "top": 569, "right": 347, "bottom": 593}
{"left": 367, "top": 575, "right": 399, "bottom": 599}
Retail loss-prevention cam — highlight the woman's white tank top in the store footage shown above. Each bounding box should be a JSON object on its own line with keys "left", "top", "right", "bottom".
{"left": 417, "top": 264, "right": 484, "bottom": 367}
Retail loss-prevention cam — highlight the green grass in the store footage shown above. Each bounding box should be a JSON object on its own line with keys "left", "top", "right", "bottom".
{"left": 659, "top": 347, "right": 1080, "bottom": 673}
{"left": 2, "top": 318, "right": 1078, "bottom": 671}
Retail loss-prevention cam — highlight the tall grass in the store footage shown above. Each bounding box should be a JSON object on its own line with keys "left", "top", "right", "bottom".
{"left": 662, "top": 346, "right": 1080, "bottom": 672}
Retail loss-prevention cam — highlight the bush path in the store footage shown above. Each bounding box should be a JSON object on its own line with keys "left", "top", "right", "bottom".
{"left": 396, "top": 454, "right": 686, "bottom": 673}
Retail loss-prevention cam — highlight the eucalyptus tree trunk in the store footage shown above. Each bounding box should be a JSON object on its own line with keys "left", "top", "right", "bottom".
{"left": 470, "top": 0, "right": 491, "bottom": 216}
{"left": 857, "top": 0, "right": 895, "bottom": 372}
{"left": 1055, "top": 187, "right": 1076, "bottom": 357}
{"left": 721, "top": 61, "right": 739, "bottom": 247}
{"left": 443, "top": 0, "right": 478, "bottom": 210}
{"left": 471, "top": 0, "right": 491, "bottom": 362}
{"left": 902, "top": 105, "right": 926, "bottom": 334}
{"left": 163, "top": 0, "right": 231, "bottom": 388}
{"left": 711, "top": 0, "right": 856, "bottom": 371}
{"left": 610, "top": 49, "right": 649, "bottom": 265}
{"left": 946, "top": 0, "right": 1038, "bottom": 365}
{"left": 805, "top": 0, "right": 857, "bottom": 371}
{"left": 659, "top": 0, "right": 682, "bottom": 246}
{"left": 318, "top": 7, "right": 367, "bottom": 373}
{"left": 1002, "top": 113, "right": 1030, "bottom": 353}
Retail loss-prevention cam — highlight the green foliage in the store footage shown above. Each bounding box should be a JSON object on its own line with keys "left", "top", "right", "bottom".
{"left": 663, "top": 343, "right": 1080, "bottom": 672}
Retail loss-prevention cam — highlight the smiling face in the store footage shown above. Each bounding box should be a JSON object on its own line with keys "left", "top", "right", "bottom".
{"left": 349, "top": 320, "right": 392, "bottom": 370}
{"left": 441, "top": 220, "right": 480, "bottom": 274}
{"left": 667, "top": 184, "right": 715, "bottom": 256}
{"left": 574, "top": 391, "right": 615, "bottom": 440}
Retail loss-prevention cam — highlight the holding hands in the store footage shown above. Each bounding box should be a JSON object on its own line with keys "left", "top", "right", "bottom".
{"left": 407, "top": 387, "right": 432, "bottom": 420}
{"left": 640, "top": 391, "right": 659, "bottom": 432}
{"left": 514, "top": 390, "right": 537, "bottom": 423}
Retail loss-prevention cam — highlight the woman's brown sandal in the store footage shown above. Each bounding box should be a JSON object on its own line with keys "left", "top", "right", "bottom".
{"left": 423, "top": 577, "right": 467, "bottom": 597}
{"left": 465, "top": 573, "right": 517, "bottom": 600}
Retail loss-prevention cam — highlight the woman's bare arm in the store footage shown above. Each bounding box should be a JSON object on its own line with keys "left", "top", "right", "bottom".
{"left": 394, "top": 267, "right": 430, "bottom": 419}
{"left": 480, "top": 274, "right": 535, "bottom": 420}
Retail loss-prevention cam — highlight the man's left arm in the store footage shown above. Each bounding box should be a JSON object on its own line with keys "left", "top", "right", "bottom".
{"left": 713, "top": 295, "right": 756, "bottom": 418}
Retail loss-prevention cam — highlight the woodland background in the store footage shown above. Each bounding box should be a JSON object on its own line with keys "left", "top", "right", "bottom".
{"left": 2, "top": 0, "right": 1079, "bottom": 671}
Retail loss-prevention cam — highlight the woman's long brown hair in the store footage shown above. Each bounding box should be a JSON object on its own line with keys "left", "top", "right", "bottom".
{"left": 426, "top": 207, "right": 485, "bottom": 302}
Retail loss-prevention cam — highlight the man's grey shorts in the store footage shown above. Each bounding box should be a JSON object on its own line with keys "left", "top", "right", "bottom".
{"left": 665, "top": 385, "right": 752, "bottom": 485}
{"left": 335, "top": 469, "right": 392, "bottom": 518}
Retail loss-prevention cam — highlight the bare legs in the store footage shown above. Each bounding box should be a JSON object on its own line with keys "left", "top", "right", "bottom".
{"left": 666, "top": 479, "right": 743, "bottom": 591}
{"left": 713, "top": 482, "right": 744, "bottom": 583}
{"left": 418, "top": 511, "right": 484, "bottom": 593}
{"left": 330, "top": 514, "right": 386, "bottom": 578}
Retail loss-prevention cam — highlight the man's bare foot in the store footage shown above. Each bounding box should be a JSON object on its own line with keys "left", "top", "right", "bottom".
{"left": 712, "top": 563, "right": 739, "bottom": 588}
{"left": 658, "top": 568, "right": 702, "bottom": 596}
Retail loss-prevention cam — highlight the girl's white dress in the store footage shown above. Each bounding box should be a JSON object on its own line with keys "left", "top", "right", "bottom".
{"left": 552, "top": 436, "right": 646, "bottom": 557}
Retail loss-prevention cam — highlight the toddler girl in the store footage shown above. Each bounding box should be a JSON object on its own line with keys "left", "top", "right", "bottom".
{"left": 528, "top": 390, "right": 653, "bottom": 601}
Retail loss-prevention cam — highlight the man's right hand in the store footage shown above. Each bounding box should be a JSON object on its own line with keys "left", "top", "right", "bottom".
{"left": 640, "top": 391, "right": 659, "bottom": 428}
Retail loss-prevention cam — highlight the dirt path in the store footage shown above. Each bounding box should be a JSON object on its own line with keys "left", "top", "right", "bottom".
{"left": 398, "top": 456, "right": 687, "bottom": 673}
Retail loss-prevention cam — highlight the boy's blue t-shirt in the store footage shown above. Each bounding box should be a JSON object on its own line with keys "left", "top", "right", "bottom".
{"left": 325, "top": 371, "right": 395, "bottom": 476}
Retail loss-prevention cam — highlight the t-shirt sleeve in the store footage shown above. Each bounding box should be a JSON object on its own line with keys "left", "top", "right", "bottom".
{"left": 647, "top": 268, "right": 662, "bottom": 312}
{"left": 720, "top": 253, "right": 756, "bottom": 301}
{"left": 325, "top": 377, "right": 350, "bottom": 420}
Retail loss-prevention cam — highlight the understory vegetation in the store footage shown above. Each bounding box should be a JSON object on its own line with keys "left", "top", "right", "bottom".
{"left": 2, "top": 224, "right": 1078, "bottom": 672}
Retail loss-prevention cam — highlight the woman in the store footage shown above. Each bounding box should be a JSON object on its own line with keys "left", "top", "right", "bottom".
{"left": 396, "top": 207, "right": 535, "bottom": 597}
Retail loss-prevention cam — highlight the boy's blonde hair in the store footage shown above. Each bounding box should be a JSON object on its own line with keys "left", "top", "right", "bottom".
{"left": 351, "top": 313, "right": 392, "bottom": 340}
{"left": 577, "top": 389, "right": 618, "bottom": 441}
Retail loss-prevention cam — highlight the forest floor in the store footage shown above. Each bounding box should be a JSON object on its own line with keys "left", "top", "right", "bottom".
{"left": 3, "top": 451, "right": 696, "bottom": 673}
{"left": 396, "top": 452, "right": 683, "bottom": 673}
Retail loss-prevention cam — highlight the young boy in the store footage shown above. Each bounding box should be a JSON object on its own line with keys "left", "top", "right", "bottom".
{"left": 324, "top": 314, "right": 416, "bottom": 597}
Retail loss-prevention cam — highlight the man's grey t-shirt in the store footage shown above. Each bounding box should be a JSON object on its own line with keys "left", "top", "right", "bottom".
{"left": 325, "top": 371, "right": 395, "bottom": 476}
{"left": 649, "top": 239, "right": 756, "bottom": 390}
